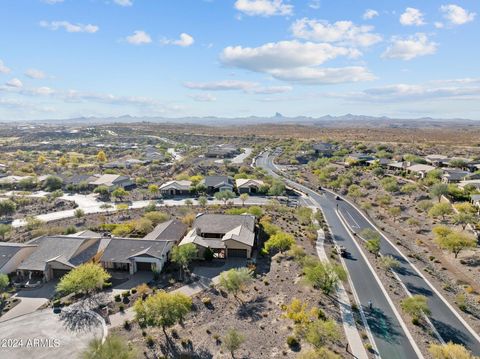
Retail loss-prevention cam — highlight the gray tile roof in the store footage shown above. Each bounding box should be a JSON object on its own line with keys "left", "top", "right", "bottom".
{"left": 17, "top": 236, "right": 99, "bottom": 272}
{"left": 194, "top": 214, "right": 255, "bottom": 235}
{"left": 0, "top": 243, "right": 36, "bottom": 270}
{"left": 143, "top": 219, "right": 188, "bottom": 241}
{"left": 100, "top": 239, "right": 171, "bottom": 264}
{"left": 203, "top": 176, "right": 234, "bottom": 188}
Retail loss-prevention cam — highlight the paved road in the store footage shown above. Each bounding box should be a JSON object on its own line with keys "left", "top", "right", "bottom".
{"left": 257, "top": 152, "right": 480, "bottom": 357}
{"left": 336, "top": 195, "right": 480, "bottom": 355}
{"left": 257, "top": 153, "right": 420, "bottom": 359}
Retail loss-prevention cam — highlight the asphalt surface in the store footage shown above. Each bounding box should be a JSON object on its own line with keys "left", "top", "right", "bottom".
{"left": 257, "top": 153, "right": 419, "bottom": 358}
{"left": 256, "top": 152, "right": 480, "bottom": 357}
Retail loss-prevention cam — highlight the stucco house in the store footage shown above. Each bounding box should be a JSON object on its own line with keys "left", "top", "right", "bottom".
{"left": 236, "top": 179, "right": 265, "bottom": 194}
{"left": 89, "top": 174, "right": 134, "bottom": 191}
{"left": 16, "top": 235, "right": 106, "bottom": 282}
{"left": 0, "top": 243, "right": 37, "bottom": 275}
{"left": 202, "top": 176, "right": 234, "bottom": 193}
{"left": 100, "top": 239, "right": 174, "bottom": 274}
{"left": 159, "top": 180, "right": 192, "bottom": 196}
{"left": 178, "top": 214, "right": 256, "bottom": 259}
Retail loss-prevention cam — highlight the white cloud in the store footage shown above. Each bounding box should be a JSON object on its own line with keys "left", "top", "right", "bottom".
{"left": 0, "top": 60, "right": 11, "bottom": 74}
{"left": 184, "top": 80, "right": 258, "bottom": 91}
{"left": 291, "top": 18, "right": 382, "bottom": 47}
{"left": 440, "top": 4, "right": 475, "bottom": 25}
{"left": 42, "top": 0, "right": 64, "bottom": 4}
{"left": 184, "top": 80, "right": 292, "bottom": 94}
{"left": 188, "top": 93, "right": 217, "bottom": 102}
{"left": 125, "top": 30, "right": 152, "bottom": 45}
{"left": 221, "top": 40, "right": 360, "bottom": 72}
{"left": 162, "top": 33, "right": 194, "bottom": 47}
{"left": 40, "top": 20, "right": 99, "bottom": 33}
{"left": 268, "top": 66, "right": 375, "bottom": 84}
{"left": 434, "top": 21, "right": 444, "bottom": 28}
{"left": 114, "top": 0, "right": 133, "bottom": 6}
{"left": 234, "top": 0, "right": 293, "bottom": 17}
{"left": 6, "top": 78, "right": 23, "bottom": 88}
{"left": 25, "top": 69, "right": 47, "bottom": 79}
{"left": 399, "top": 7, "right": 425, "bottom": 26}
{"left": 382, "top": 33, "right": 437, "bottom": 60}
{"left": 363, "top": 9, "right": 379, "bottom": 20}
{"left": 309, "top": 0, "right": 321, "bottom": 10}
{"left": 328, "top": 79, "right": 480, "bottom": 103}
{"left": 220, "top": 40, "right": 373, "bottom": 85}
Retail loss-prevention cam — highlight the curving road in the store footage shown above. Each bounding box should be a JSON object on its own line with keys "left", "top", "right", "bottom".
{"left": 257, "top": 152, "right": 480, "bottom": 358}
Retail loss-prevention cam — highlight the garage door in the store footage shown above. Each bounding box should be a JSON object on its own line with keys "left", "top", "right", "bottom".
{"left": 52, "top": 269, "right": 70, "bottom": 279}
{"left": 136, "top": 262, "right": 152, "bottom": 271}
{"left": 228, "top": 249, "right": 247, "bottom": 258}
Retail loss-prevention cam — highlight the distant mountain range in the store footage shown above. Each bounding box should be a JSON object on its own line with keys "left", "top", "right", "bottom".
{"left": 26, "top": 113, "right": 478, "bottom": 128}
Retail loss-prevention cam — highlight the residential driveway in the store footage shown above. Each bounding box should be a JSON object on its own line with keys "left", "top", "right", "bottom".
{"left": 0, "top": 281, "right": 57, "bottom": 323}
{"left": 193, "top": 258, "right": 247, "bottom": 279}
{"left": 0, "top": 309, "right": 105, "bottom": 359}
{"left": 110, "top": 272, "right": 153, "bottom": 297}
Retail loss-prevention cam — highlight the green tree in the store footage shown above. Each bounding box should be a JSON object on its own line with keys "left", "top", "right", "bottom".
{"left": 223, "top": 329, "right": 245, "bottom": 359}
{"left": 429, "top": 342, "right": 477, "bottom": 359}
{"left": 147, "top": 184, "right": 159, "bottom": 198}
{"left": 264, "top": 232, "right": 295, "bottom": 254}
{"left": 218, "top": 267, "right": 253, "bottom": 303}
{"left": 304, "top": 319, "right": 341, "bottom": 349}
{"left": 134, "top": 291, "right": 192, "bottom": 338}
{"left": 197, "top": 196, "right": 208, "bottom": 208}
{"left": 401, "top": 295, "right": 430, "bottom": 321}
{"left": 94, "top": 185, "right": 110, "bottom": 200}
{"left": 430, "top": 183, "right": 449, "bottom": 202}
{"left": 56, "top": 263, "right": 110, "bottom": 295}
{"left": 268, "top": 180, "right": 286, "bottom": 197}
{"left": 360, "top": 228, "right": 381, "bottom": 257}
{"left": 453, "top": 212, "right": 476, "bottom": 230}
{"left": 214, "top": 190, "right": 236, "bottom": 205}
{"left": 239, "top": 193, "right": 249, "bottom": 206}
{"left": 0, "top": 224, "right": 12, "bottom": 240}
{"left": 171, "top": 243, "right": 198, "bottom": 280}
{"left": 401, "top": 183, "right": 418, "bottom": 196}
{"left": 417, "top": 200, "right": 433, "bottom": 213}
{"left": 0, "top": 199, "right": 16, "bottom": 218}
{"left": 303, "top": 260, "right": 347, "bottom": 295}
{"left": 112, "top": 187, "right": 128, "bottom": 202}
{"left": 381, "top": 177, "right": 399, "bottom": 193}
{"left": 434, "top": 228, "right": 476, "bottom": 258}
{"left": 428, "top": 202, "right": 453, "bottom": 220}
{"left": 0, "top": 273, "right": 9, "bottom": 305}
{"left": 96, "top": 150, "right": 107, "bottom": 163}
{"left": 44, "top": 175, "right": 63, "bottom": 192}
{"left": 379, "top": 255, "right": 400, "bottom": 273}
{"left": 81, "top": 335, "right": 136, "bottom": 359}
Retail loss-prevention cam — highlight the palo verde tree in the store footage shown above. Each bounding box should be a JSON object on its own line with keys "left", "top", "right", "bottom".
{"left": 0, "top": 199, "right": 16, "bottom": 219}
{"left": 401, "top": 295, "right": 430, "bottom": 323}
{"left": 432, "top": 225, "right": 477, "bottom": 259}
{"left": 170, "top": 243, "right": 198, "bottom": 280}
{"left": 264, "top": 231, "right": 295, "bottom": 254}
{"left": 429, "top": 342, "right": 477, "bottom": 359}
{"left": 214, "top": 190, "right": 236, "bottom": 205}
{"left": 303, "top": 258, "right": 346, "bottom": 295}
{"left": 134, "top": 291, "right": 192, "bottom": 338}
{"left": 430, "top": 183, "right": 449, "bottom": 202}
{"left": 218, "top": 267, "right": 253, "bottom": 303}
{"left": 82, "top": 335, "right": 136, "bottom": 359}
{"left": 223, "top": 329, "right": 245, "bottom": 359}
{"left": 360, "top": 228, "right": 381, "bottom": 258}
{"left": 56, "top": 263, "right": 110, "bottom": 296}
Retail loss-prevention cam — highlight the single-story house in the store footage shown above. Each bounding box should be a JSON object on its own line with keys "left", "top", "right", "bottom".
{"left": 100, "top": 238, "right": 174, "bottom": 274}
{"left": 406, "top": 164, "right": 436, "bottom": 178}
{"left": 425, "top": 155, "right": 449, "bottom": 167}
{"left": 366, "top": 158, "right": 391, "bottom": 167}
{"left": 236, "top": 179, "right": 265, "bottom": 194}
{"left": 179, "top": 214, "right": 256, "bottom": 259}
{"left": 0, "top": 243, "right": 37, "bottom": 275}
{"left": 441, "top": 169, "right": 473, "bottom": 183}
{"left": 89, "top": 174, "right": 134, "bottom": 191}
{"left": 143, "top": 219, "right": 188, "bottom": 243}
{"left": 103, "top": 159, "right": 148, "bottom": 169}
{"left": 159, "top": 180, "right": 192, "bottom": 196}
{"left": 202, "top": 176, "right": 234, "bottom": 193}
{"left": 16, "top": 235, "right": 106, "bottom": 282}
{"left": 205, "top": 145, "right": 239, "bottom": 158}
{"left": 345, "top": 153, "right": 375, "bottom": 166}
{"left": 459, "top": 180, "right": 480, "bottom": 191}
{"left": 313, "top": 143, "right": 334, "bottom": 157}
{"left": 144, "top": 146, "right": 165, "bottom": 162}
{"left": 387, "top": 161, "right": 409, "bottom": 173}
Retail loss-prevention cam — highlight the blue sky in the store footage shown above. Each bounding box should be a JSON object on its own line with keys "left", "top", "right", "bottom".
{"left": 0, "top": 0, "right": 479, "bottom": 120}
